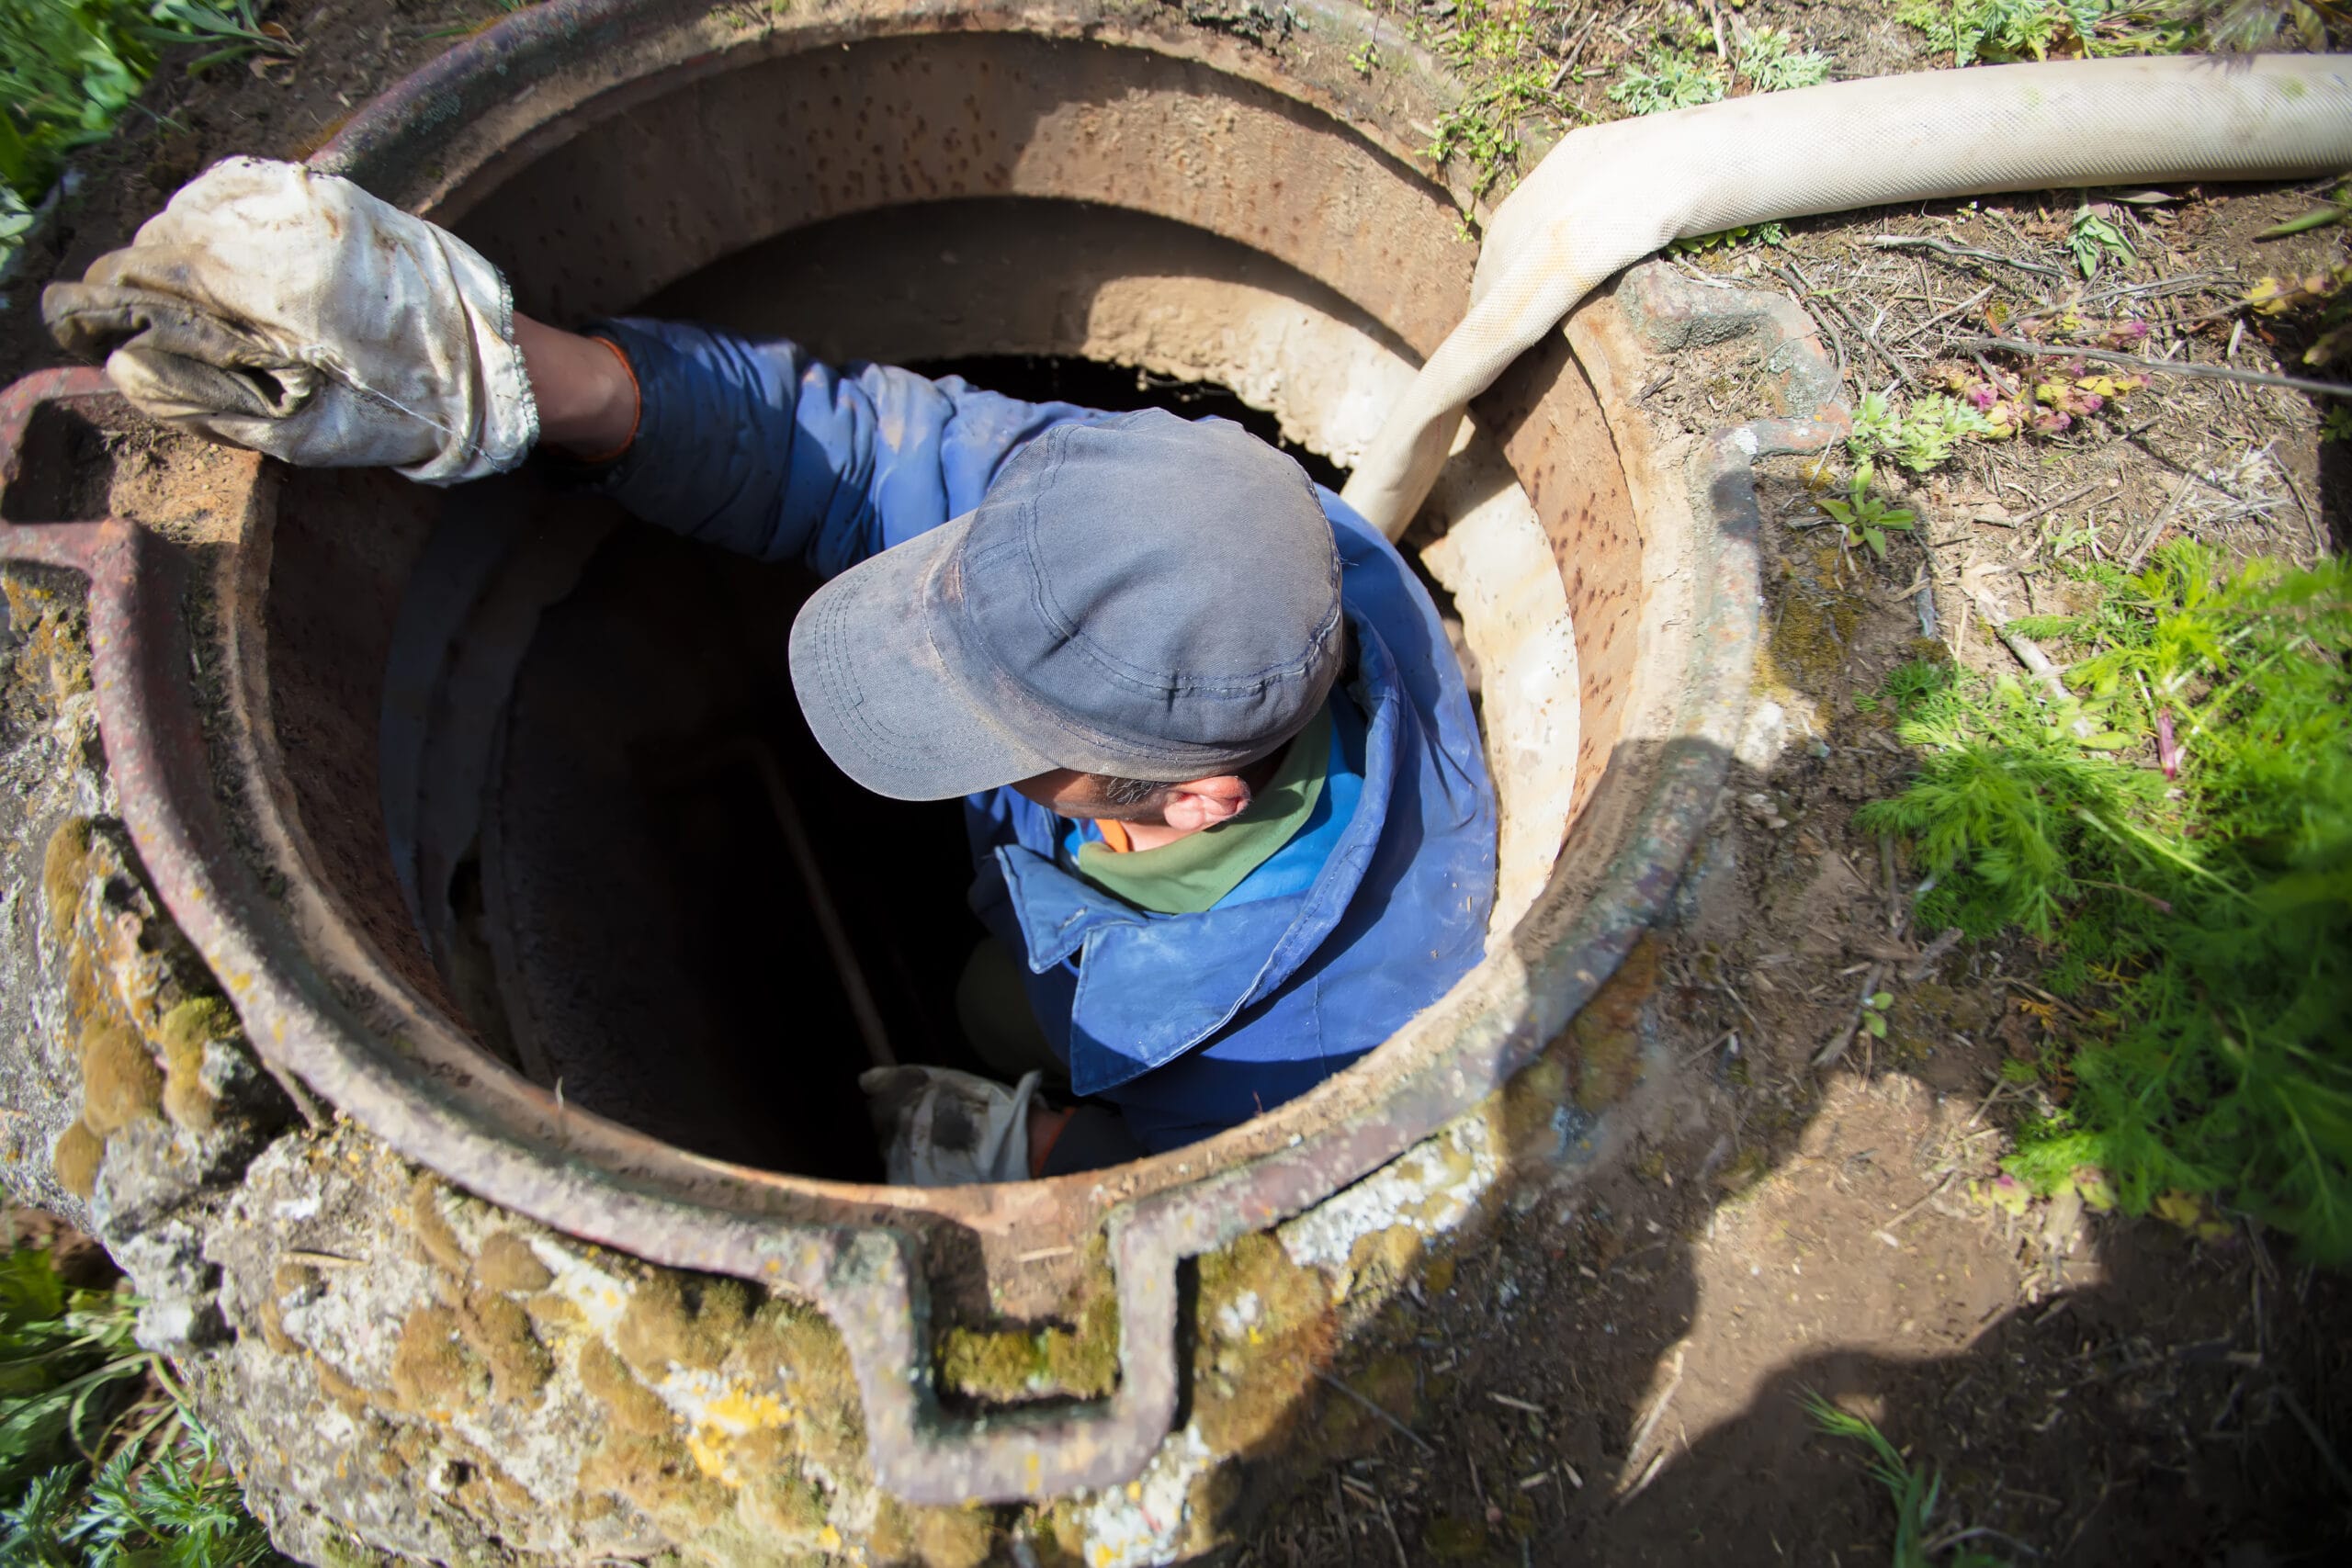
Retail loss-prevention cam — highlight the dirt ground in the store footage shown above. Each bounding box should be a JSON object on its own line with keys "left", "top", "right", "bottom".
{"left": 3, "top": 3, "right": 2348, "bottom": 1565}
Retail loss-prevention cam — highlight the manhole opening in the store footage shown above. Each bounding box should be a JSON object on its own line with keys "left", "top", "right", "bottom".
{"left": 390, "top": 354, "right": 1396, "bottom": 1181}
{"left": 248, "top": 19, "right": 1646, "bottom": 1233}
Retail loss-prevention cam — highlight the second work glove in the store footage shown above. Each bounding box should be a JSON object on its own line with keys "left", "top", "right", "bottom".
{"left": 42, "top": 157, "right": 537, "bottom": 484}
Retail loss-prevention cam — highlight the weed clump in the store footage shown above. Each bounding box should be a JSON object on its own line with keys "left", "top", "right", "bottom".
{"left": 3, "top": 1244, "right": 280, "bottom": 1562}
{"left": 1894, "top": 0, "right": 2206, "bottom": 68}
{"left": 0, "top": 3, "right": 300, "bottom": 271}
{"left": 1859, "top": 544, "right": 2352, "bottom": 1258}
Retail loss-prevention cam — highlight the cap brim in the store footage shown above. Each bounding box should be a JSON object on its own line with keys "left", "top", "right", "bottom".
{"left": 787, "top": 518, "right": 1064, "bottom": 802}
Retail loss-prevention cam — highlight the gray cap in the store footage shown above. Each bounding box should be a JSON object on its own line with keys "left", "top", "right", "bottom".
{"left": 787, "top": 409, "right": 1343, "bottom": 802}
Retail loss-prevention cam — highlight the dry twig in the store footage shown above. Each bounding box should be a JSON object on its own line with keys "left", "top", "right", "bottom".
{"left": 1314, "top": 1371, "right": 1435, "bottom": 1455}
{"left": 1814, "top": 961, "right": 1889, "bottom": 1067}
{"left": 1871, "top": 232, "right": 2066, "bottom": 279}
{"left": 1781, "top": 263, "right": 1922, "bottom": 388}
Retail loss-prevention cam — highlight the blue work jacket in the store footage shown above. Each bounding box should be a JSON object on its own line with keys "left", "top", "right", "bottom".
{"left": 580, "top": 319, "right": 1498, "bottom": 1153}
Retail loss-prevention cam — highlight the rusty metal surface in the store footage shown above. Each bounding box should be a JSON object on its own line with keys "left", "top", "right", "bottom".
{"left": 0, "top": 1, "right": 1843, "bottom": 1506}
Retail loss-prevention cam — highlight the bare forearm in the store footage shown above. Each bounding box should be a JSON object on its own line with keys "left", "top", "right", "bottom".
{"left": 514, "top": 313, "right": 638, "bottom": 458}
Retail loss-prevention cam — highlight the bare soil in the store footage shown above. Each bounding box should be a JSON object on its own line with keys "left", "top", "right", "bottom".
{"left": 4, "top": 5, "right": 2347, "bottom": 1566}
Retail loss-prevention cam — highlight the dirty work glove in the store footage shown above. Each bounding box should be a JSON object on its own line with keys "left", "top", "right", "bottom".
{"left": 859, "top": 1066, "right": 1043, "bottom": 1187}
{"left": 41, "top": 156, "right": 537, "bottom": 484}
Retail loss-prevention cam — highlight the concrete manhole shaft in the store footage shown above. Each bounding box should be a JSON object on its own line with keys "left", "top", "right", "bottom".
{"left": 0, "top": 0, "right": 1844, "bottom": 1555}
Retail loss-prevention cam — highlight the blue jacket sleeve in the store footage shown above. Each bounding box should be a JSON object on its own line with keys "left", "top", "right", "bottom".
{"left": 568, "top": 318, "right": 1099, "bottom": 576}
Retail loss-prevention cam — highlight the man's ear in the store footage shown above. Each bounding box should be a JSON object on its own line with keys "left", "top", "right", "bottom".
{"left": 1159, "top": 774, "right": 1252, "bottom": 833}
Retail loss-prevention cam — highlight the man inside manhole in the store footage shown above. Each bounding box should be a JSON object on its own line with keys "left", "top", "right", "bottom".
{"left": 43, "top": 159, "right": 1498, "bottom": 1182}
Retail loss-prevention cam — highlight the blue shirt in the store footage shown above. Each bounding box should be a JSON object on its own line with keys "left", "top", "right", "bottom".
{"left": 577, "top": 319, "right": 1498, "bottom": 1153}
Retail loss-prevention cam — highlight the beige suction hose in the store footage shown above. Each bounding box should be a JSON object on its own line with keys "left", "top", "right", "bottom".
{"left": 1343, "top": 53, "right": 2352, "bottom": 538}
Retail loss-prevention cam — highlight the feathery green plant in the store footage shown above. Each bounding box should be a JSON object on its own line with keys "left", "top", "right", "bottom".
{"left": 1858, "top": 545, "right": 2352, "bottom": 1259}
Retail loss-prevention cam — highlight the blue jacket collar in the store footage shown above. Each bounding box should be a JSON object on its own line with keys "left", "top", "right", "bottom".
{"left": 998, "top": 609, "right": 1405, "bottom": 1094}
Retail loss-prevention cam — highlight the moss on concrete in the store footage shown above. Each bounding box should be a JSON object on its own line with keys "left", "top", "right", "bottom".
{"left": 616, "top": 1269, "right": 753, "bottom": 1377}
{"left": 1569, "top": 936, "right": 1660, "bottom": 1111}
{"left": 390, "top": 1303, "right": 486, "bottom": 1416}
{"left": 730, "top": 1427, "right": 832, "bottom": 1540}
{"left": 577, "top": 1337, "right": 676, "bottom": 1438}
{"left": 51, "top": 1118, "right": 102, "bottom": 1198}
{"left": 578, "top": 1431, "right": 729, "bottom": 1531}
{"left": 78, "top": 1016, "right": 162, "bottom": 1135}
{"left": 40, "top": 818, "right": 92, "bottom": 943}
{"left": 868, "top": 1495, "right": 994, "bottom": 1568}
{"left": 154, "top": 996, "right": 235, "bottom": 1131}
{"left": 458, "top": 1284, "right": 551, "bottom": 1405}
{"left": 935, "top": 1280, "right": 1120, "bottom": 1404}
{"left": 1192, "top": 1231, "right": 1339, "bottom": 1456}
{"left": 743, "top": 1296, "right": 865, "bottom": 1474}
{"left": 472, "top": 1231, "right": 553, "bottom": 1294}
{"left": 1765, "top": 544, "right": 1870, "bottom": 696}
{"left": 406, "top": 1176, "right": 472, "bottom": 1277}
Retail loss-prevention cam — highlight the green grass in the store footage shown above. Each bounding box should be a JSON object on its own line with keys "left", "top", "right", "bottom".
{"left": 1804, "top": 1393, "right": 2016, "bottom": 1566}
{"left": 0, "top": 0, "right": 290, "bottom": 273}
{"left": 2, "top": 1245, "right": 283, "bottom": 1566}
{"left": 1858, "top": 544, "right": 2352, "bottom": 1260}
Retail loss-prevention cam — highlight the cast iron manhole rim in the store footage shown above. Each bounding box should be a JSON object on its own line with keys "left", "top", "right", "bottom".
{"left": 0, "top": 0, "right": 1772, "bottom": 1504}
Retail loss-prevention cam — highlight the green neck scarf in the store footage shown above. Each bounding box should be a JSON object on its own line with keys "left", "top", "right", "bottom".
{"left": 1072, "top": 703, "right": 1332, "bottom": 915}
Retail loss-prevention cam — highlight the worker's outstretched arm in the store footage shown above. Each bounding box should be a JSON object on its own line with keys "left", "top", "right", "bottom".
{"left": 553, "top": 315, "right": 1093, "bottom": 575}
{"left": 43, "top": 157, "right": 1094, "bottom": 577}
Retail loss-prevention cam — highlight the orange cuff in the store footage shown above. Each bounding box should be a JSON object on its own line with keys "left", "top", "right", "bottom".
{"left": 570, "top": 334, "right": 642, "bottom": 466}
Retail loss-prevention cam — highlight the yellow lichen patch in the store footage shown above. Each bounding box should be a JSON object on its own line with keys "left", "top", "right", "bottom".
{"left": 868, "top": 1494, "right": 993, "bottom": 1568}
{"left": 78, "top": 1018, "right": 163, "bottom": 1135}
{"left": 577, "top": 1337, "right": 676, "bottom": 1438}
{"left": 390, "top": 1303, "right": 486, "bottom": 1416}
{"left": 458, "top": 1285, "right": 552, "bottom": 1405}
{"left": 472, "top": 1231, "right": 553, "bottom": 1294}
{"left": 40, "top": 818, "right": 92, "bottom": 943}
{"left": 681, "top": 1383, "right": 793, "bottom": 1483}
{"left": 616, "top": 1270, "right": 752, "bottom": 1378}
{"left": 1191, "top": 1232, "right": 1339, "bottom": 1456}
{"left": 154, "top": 997, "right": 236, "bottom": 1132}
{"left": 51, "top": 1119, "right": 103, "bottom": 1199}
{"left": 405, "top": 1176, "right": 471, "bottom": 1277}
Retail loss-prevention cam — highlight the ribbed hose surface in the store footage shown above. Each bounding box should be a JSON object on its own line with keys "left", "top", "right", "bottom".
{"left": 1342, "top": 53, "right": 2352, "bottom": 537}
